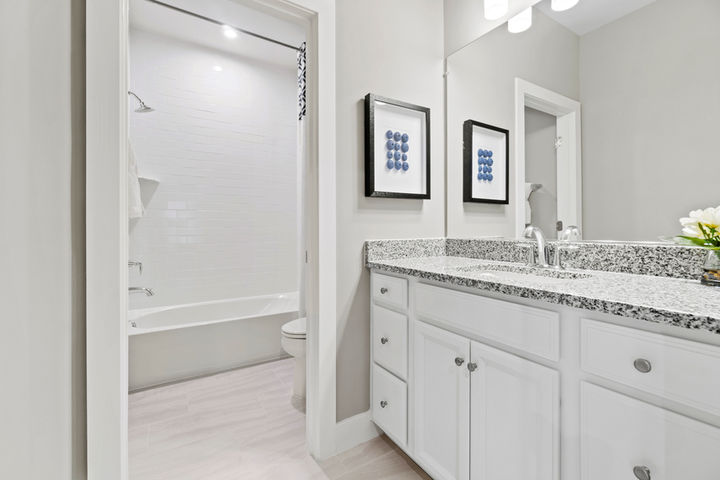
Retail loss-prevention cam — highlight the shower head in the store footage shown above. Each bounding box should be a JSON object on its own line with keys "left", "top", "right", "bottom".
{"left": 128, "top": 90, "right": 154, "bottom": 113}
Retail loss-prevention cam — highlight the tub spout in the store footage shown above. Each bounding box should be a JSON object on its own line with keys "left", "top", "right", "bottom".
{"left": 129, "top": 287, "right": 154, "bottom": 297}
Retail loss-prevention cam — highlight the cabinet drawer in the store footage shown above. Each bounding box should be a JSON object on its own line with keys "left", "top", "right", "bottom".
{"left": 581, "top": 382, "right": 720, "bottom": 480}
{"left": 581, "top": 319, "right": 720, "bottom": 417}
{"left": 372, "top": 272, "right": 408, "bottom": 311}
{"left": 372, "top": 364, "right": 407, "bottom": 446}
{"left": 372, "top": 305, "right": 408, "bottom": 380}
{"left": 415, "top": 283, "right": 559, "bottom": 361}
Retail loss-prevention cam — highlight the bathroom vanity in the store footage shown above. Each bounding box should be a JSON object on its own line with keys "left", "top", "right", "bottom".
{"left": 366, "top": 239, "right": 720, "bottom": 480}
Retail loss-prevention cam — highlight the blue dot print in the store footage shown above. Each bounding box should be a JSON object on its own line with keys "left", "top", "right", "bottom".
{"left": 386, "top": 151, "right": 393, "bottom": 159}
{"left": 401, "top": 143, "right": 409, "bottom": 153}
{"left": 394, "top": 160, "right": 402, "bottom": 170}
{"left": 386, "top": 159, "right": 394, "bottom": 169}
{"left": 386, "top": 140, "right": 395, "bottom": 150}
{"left": 487, "top": 173, "right": 493, "bottom": 181}
{"left": 394, "top": 151, "right": 401, "bottom": 160}
{"left": 402, "top": 162, "right": 409, "bottom": 171}
{"left": 401, "top": 133, "right": 409, "bottom": 143}
{"left": 402, "top": 154, "right": 407, "bottom": 161}
{"left": 393, "top": 131, "right": 401, "bottom": 142}
{"left": 386, "top": 130, "right": 393, "bottom": 139}
{"left": 487, "top": 150, "right": 493, "bottom": 157}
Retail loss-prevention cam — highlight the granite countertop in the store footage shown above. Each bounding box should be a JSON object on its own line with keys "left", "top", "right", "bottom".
{"left": 367, "top": 255, "right": 720, "bottom": 335}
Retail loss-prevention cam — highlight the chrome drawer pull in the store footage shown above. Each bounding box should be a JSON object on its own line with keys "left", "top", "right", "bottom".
{"left": 380, "top": 287, "right": 388, "bottom": 294}
{"left": 633, "top": 358, "right": 652, "bottom": 374}
{"left": 380, "top": 400, "right": 388, "bottom": 408}
{"left": 467, "top": 362, "right": 478, "bottom": 372}
{"left": 380, "top": 337, "right": 389, "bottom": 345}
{"left": 455, "top": 357, "right": 465, "bottom": 367}
{"left": 633, "top": 465, "right": 651, "bottom": 480}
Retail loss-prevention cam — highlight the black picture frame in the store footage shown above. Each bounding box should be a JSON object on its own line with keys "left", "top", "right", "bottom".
{"left": 463, "top": 119, "right": 510, "bottom": 204}
{"left": 364, "top": 93, "right": 431, "bottom": 199}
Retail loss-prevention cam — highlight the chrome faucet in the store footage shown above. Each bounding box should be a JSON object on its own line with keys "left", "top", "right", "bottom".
{"left": 523, "top": 225, "right": 550, "bottom": 268}
{"left": 128, "top": 260, "right": 143, "bottom": 275}
{"left": 129, "top": 287, "right": 154, "bottom": 296}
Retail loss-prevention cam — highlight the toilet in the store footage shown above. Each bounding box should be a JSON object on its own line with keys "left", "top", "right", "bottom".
{"left": 281, "top": 317, "right": 306, "bottom": 401}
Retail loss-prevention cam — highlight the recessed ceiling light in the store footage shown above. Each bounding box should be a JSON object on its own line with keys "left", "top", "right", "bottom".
{"left": 213, "top": 65, "right": 223, "bottom": 72}
{"left": 551, "top": 0, "right": 579, "bottom": 12}
{"left": 484, "top": 0, "right": 508, "bottom": 20}
{"left": 508, "top": 7, "right": 532, "bottom": 33}
{"left": 222, "top": 25, "right": 238, "bottom": 39}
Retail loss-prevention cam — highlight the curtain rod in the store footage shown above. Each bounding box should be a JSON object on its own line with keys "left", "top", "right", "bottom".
{"left": 145, "top": 0, "right": 302, "bottom": 52}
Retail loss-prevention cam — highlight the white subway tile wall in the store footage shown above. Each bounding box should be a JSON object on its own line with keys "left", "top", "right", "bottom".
{"left": 129, "top": 29, "right": 299, "bottom": 309}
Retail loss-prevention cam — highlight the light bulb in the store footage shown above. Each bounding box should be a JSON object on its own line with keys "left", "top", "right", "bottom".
{"left": 484, "top": 0, "right": 508, "bottom": 20}
{"left": 551, "top": 0, "right": 579, "bottom": 12}
{"left": 213, "top": 65, "right": 223, "bottom": 72}
{"left": 222, "top": 25, "right": 238, "bottom": 39}
{"left": 508, "top": 7, "right": 532, "bottom": 33}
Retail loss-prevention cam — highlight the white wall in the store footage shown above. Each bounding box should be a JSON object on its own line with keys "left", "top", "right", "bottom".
{"left": 128, "top": 29, "right": 299, "bottom": 308}
{"left": 446, "top": 10, "right": 579, "bottom": 238}
{"left": 580, "top": 0, "right": 720, "bottom": 240}
{"left": 335, "top": 0, "right": 446, "bottom": 421}
{"left": 0, "top": 0, "right": 86, "bottom": 478}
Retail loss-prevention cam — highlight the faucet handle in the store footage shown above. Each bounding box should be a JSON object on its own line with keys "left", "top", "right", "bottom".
{"left": 552, "top": 244, "right": 579, "bottom": 270}
{"left": 519, "top": 243, "right": 536, "bottom": 266}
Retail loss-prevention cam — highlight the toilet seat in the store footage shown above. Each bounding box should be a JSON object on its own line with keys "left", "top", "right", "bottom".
{"left": 282, "top": 317, "right": 306, "bottom": 339}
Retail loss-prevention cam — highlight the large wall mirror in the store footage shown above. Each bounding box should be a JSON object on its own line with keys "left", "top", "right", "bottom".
{"left": 446, "top": 0, "right": 720, "bottom": 241}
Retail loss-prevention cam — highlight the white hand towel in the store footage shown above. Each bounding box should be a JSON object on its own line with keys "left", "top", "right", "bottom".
{"left": 128, "top": 141, "right": 144, "bottom": 219}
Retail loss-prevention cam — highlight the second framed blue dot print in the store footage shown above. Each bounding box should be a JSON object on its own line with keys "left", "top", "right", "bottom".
{"left": 365, "top": 94, "right": 431, "bottom": 199}
{"left": 463, "top": 119, "right": 509, "bottom": 204}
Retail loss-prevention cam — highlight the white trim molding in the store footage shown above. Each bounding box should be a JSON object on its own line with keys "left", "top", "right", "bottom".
{"left": 334, "top": 410, "right": 382, "bottom": 456}
{"left": 514, "top": 78, "right": 582, "bottom": 238}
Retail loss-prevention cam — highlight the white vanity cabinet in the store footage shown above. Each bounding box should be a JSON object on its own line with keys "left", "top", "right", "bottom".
{"left": 369, "top": 271, "right": 720, "bottom": 480}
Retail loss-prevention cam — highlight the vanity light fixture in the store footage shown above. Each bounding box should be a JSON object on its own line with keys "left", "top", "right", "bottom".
{"left": 484, "top": 0, "right": 508, "bottom": 20}
{"left": 508, "top": 7, "right": 532, "bottom": 33}
{"left": 551, "top": 0, "right": 579, "bottom": 12}
{"left": 222, "top": 25, "right": 238, "bottom": 39}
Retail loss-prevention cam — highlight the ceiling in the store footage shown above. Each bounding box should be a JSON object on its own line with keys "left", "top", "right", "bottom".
{"left": 536, "top": 0, "right": 658, "bottom": 36}
{"left": 129, "top": 0, "right": 305, "bottom": 68}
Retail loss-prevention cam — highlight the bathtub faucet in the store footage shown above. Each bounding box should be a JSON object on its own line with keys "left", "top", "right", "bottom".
{"left": 129, "top": 287, "right": 154, "bottom": 297}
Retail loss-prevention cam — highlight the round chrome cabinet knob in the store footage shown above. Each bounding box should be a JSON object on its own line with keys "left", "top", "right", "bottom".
{"left": 380, "top": 337, "right": 389, "bottom": 345}
{"left": 380, "top": 287, "right": 388, "bottom": 294}
{"left": 633, "top": 465, "right": 651, "bottom": 480}
{"left": 455, "top": 357, "right": 465, "bottom": 366}
{"left": 380, "top": 400, "right": 388, "bottom": 408}
{"left": 633, "top": 358, "right": 652, "bottom": 373}
{"left": 467, "top": 362, "right": 478, "bottom": 372}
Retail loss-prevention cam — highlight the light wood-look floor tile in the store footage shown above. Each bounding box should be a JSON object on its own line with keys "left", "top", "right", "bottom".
{"left": 129, "top": 358, "right": 430, "bottom": 479}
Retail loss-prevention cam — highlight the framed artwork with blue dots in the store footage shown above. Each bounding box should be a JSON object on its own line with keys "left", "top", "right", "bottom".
{"left": 463, "top": 119, "right": 509, "bottom": 204}
{"left": 364, "top": 94, "right": 431, "bottom": 199}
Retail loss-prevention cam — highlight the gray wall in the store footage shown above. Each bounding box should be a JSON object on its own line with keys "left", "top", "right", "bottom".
{"left": 580, "top": 0, "right": 720, "bottom": 240}
{"left": 335, "top": 0, "right": 446, "bottom": 421}
{"left": 525, "top": 107, "right": 558, "bottom": 238}
{"left": 0, "top": 0, "right": 86, "bottom": 479}
{"left": 446, "top": 10, "right": 579, "bottom": 238}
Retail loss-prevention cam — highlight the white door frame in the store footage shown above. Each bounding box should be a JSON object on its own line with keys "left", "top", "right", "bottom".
{"left": 513, "top": 78, "right": 582, "bottom": 238}
{"left": 86, "top": 1, "right": 336, "bottom": 478}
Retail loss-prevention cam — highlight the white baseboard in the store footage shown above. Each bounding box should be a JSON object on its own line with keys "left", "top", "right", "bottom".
{"left": 334, "top": 410, "right": 381, "bottom": 455}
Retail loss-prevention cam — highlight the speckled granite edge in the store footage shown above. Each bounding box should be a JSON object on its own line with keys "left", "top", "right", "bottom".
{"left": 365, "top": 238, "right": 446, "bottom": 262}
{"left": 366, "top": 238, "right": 707, "bottom": 280}
{"left": 366, "top": 258, "right": 720, "bottom": 334}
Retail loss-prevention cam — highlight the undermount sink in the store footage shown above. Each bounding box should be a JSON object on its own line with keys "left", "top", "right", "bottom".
{"left": 451, "top": 263, "right": 591, "bottom": 281}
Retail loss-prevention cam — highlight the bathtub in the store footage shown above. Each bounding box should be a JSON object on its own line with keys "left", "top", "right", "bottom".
{"left": 129, "top": 292, "right": 299, "bottom": 391}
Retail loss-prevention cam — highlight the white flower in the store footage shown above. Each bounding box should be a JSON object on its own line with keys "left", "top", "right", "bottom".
{"left": 680, "top": 206, "right": 720, "bottom": 238}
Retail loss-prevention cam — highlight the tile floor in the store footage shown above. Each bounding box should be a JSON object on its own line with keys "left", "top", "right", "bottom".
{"left": 129, "top": 358, "right": 430, "bottom": 479}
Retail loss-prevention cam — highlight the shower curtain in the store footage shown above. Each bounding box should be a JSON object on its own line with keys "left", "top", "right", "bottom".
{"left": 297, "top": 42, "right": 307, "bottom": 317}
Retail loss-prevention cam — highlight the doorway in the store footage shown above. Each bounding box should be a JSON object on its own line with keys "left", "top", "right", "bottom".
{"left": 513, "top": 78, "right": 582, "bottom": 239}
{"left": 86, "top": 0, "right": 337, "bottom": 478}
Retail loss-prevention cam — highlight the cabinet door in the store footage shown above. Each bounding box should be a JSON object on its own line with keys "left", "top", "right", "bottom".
{"left": 581, "top": 382, "right": 720, "bottom": 480}
{"left": 413, "top": 321, "right": 470, "bottom": 480}
{"left": 469, "top": 341, "right": 559, "bottom": 480}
